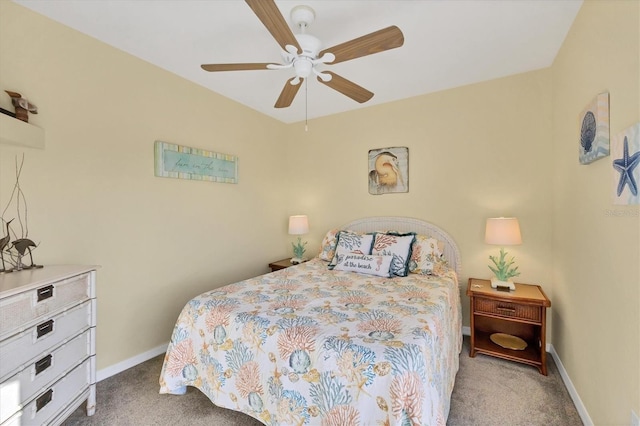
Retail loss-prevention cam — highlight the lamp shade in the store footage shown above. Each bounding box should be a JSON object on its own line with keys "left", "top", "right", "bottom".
{"left": 288, "top": 215, "right": 309, "bottom": 235}
{"left": 485, "top": 217, "right": 522, "bottom": 245}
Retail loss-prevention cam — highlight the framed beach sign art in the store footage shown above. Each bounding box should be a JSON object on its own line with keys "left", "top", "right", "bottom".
{"left": 368, "top": 146, "right": 408, "bottom": 195}
{"left": 154, "top": 141, "right": 238, "bottom": 184}
{"left": 579, "top": 92, "right": 609, "bottom": 164}
{"left": 612, "top": 123, "right": 640, "bottom": 205}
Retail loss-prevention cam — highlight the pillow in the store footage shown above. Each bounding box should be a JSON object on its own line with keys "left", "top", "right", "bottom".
{"left": 371, "top": 232, "right": 415, "bottom": 277}
{"left": 409, "top": 235, "right": 449, "bottom": 275}
{"left": 333, "top": 253, "right": 393, "bottom": 278}
{"left": 318, "top": 228, "right": 339, "bottom": 261}
{"left": 328, "top": 231, "right": 375, "bottom": 269}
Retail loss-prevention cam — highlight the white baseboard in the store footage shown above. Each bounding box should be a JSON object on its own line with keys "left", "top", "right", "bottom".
{"left": 549, "top": 344, "right": 593, "bottom": 426}
{"left": 96, "top": 342, "right": 168, "bottom": 382}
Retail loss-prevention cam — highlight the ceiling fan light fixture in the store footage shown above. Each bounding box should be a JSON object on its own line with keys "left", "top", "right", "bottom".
{"left": 293, "top": 58, "right": 313, "bottom": 78}
{"left": 201, "top": 0, "right": 404, "bottom": 109}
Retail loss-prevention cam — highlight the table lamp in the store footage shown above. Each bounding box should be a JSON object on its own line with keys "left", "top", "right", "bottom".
{"left": 288, "top": 215, "right": 309, "bottom": 264}
{"left": 485, "top": 217, "right": 522, "bottom": 291}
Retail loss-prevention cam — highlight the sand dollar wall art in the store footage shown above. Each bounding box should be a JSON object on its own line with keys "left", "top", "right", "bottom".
{"left": 612, "top": 123, "right": 640, "bottom": 205}
{"left": 579, "top": 92, "right": 609, "bottom": 165}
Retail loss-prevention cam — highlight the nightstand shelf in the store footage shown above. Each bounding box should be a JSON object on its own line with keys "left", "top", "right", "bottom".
{"left": 473, "top": 330, "right": 540, "bottom": 365}
{"left": 467, "top": 278, "right": 551, "bottom": 375}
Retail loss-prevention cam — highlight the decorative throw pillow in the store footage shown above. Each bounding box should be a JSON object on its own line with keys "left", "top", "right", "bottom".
{"left": 328, "top": 231, "right": 375, "bottom": 269}
{"left": 371, "top": 232, "right": 415, "bottom": 277}
{"left": 409, "top": 235, "right": 449, "bottom": 275}
{"left": 333, "top": 253, "right": 393, "bottom": 278}
{"left": 318, "top": 228, "right": 340, "bottom": 262}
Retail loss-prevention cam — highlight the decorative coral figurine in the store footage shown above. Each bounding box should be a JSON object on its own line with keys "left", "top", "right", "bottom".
{"left": 5, "top": 90, "right": 38, "bottom": 122}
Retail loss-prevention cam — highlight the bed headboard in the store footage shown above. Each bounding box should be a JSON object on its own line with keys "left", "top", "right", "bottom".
{"left": 340, "top": 216, "right": 462, "bottom": 276}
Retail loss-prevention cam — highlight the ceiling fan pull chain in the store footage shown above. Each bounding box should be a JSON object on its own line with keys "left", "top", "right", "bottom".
{"left": 305, "top": 79, "right": 308, "bottom": 132}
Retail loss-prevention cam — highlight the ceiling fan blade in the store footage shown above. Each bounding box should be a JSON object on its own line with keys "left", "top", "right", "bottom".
{"left": 319, "top": 26, "right": 404, "bottom": 65}
{"left": 245, "top": 0, "right": 301, "bottom": 54}
{"left": 201, "top": 63, "right": 275, "bottom": 72}
{"left": 318, "top": 72, "right": 373, "bottom": 104}
{"left": 275, "top": 77, "right": 303, "bottom": 108}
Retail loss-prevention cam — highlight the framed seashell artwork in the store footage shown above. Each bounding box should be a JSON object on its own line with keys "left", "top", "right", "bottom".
{"left": 579, "top": 92, "right": 609, "bottom": 165}
{"left": 368, "top": 146, "right": 408, "bottom": 195}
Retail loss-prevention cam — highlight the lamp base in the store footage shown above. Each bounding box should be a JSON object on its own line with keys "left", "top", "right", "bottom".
{"left": 491, "top": 278, "right": 515, "bottom": 291}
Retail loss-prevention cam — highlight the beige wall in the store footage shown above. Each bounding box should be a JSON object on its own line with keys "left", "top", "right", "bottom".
{"left": 286, "top": 70, "right": 554, "bottom": 334}
{"left": 0, "top": 1, "right": 290, "bottom": 369}
{"left": 551, "top": 1, "right": 640, "bottom": 424}
{"left": 2, "top": 0, "right": 639, "bottom": 423}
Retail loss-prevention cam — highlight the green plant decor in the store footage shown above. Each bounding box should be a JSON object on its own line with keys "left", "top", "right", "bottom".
{"left": 488, "top": 247, "right": 520, "bottom": 281}
{"left": 292, "top": 237, "right": 307, "bottom": 260}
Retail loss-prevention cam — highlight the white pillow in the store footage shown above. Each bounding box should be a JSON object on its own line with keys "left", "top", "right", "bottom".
{"left": 371, "top": 233, "right": 415, "bottom": 277}
{"left": 333, "top": 254, "right": 393, "bottom": 278}
{"left": 328, "top": 231, "right": 375, "bottom": 269}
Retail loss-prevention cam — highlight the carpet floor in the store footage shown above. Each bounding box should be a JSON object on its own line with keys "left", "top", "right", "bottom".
{"left": 63, "top": 337, "right": 582, "bottom": 425}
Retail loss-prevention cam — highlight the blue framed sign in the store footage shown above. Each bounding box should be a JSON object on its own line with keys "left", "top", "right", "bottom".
{"left": 154, "top": 141, "right": 238, "bottom": 184}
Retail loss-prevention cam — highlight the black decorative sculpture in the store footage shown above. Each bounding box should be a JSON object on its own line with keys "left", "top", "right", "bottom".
{"left": 0, "top": 219, "right": 13, "bottom": 272}
{"left": 0, "top": 155, "right": 42, "bottom": 272}
{"left": 11, "top": 238, "right": 40, "bottom": 270}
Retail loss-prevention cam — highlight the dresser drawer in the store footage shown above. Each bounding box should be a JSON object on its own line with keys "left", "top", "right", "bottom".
{"left": 0, "top": 273, "right": 91, "bottom": 340}
{"left": 2, "top": 358, "right": 91, "bottom": 426}
{"left": 474, "top": 297, "right": 542, "bottom": 322}
{"left": 0, "top": 329, "right": 93, "bottom": 423}
{"left": 0, "top": 301, "right": 92, "bottom": 380}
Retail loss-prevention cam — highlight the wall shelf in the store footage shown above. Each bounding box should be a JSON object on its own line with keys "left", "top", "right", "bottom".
{"left": 0, "top": 113, "right": 45, "bottom": 149}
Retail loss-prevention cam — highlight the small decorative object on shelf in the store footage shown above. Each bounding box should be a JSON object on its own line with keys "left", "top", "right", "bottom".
{"left": 1, "top": 155, "right": 42, "bottom": 273}
{"left": 4, "top": 90, "right": 38, "bottom": 122}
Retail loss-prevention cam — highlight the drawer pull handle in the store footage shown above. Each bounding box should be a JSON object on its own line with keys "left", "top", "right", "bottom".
{"left": 496, "top": 307, "right": 516, "bottom": 314}
{"left": 37, "top": 319, "right": 54, "bottom": 338}
{"left": 35, "top": 355, "right": 52, "bottom": 375}
{"left": 36, "top": 389, "right": 53, "bottom": 412}
{"left": 37, "top": 285, "right": 54, "bottom": 302}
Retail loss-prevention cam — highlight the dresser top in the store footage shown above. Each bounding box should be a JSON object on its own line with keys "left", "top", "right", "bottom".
{"left": 0, "top": 265, "right": 99, "bottom": 298}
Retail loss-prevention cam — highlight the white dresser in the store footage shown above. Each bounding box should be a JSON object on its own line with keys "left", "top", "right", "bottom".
{"left": 0, "top": 266, "right": 97, "bottom": 426}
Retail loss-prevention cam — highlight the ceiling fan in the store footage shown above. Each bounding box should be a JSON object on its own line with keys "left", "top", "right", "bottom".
{"left": 201, "top": 0, "right": 404, "bottom": 109}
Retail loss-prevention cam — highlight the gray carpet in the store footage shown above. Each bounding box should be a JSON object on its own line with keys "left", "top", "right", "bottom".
{"left": 63, "top": 337, "right": 582, "bottom": 425}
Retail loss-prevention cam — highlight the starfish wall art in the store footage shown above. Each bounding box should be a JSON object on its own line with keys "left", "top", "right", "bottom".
{"left": 612, "top": 122, "right": 640, "bottom": 205}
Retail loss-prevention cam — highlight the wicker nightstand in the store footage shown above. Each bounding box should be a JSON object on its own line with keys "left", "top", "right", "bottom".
{"left": 467, "top": 278, "right": 551, "bottom": 375}
{"left": 268, "top": 258, "right": 295, "bottom": 272}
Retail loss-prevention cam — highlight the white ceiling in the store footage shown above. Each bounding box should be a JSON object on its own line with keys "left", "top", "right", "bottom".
{"left": 15, "top": 0, "right": 582, "bottom": 124}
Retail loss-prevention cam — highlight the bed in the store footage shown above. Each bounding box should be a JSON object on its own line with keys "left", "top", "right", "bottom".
{"left": 159, "top": 216, "right": 462, "bottom": 425}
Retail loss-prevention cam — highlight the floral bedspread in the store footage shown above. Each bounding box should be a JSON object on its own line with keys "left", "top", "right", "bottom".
{"left": 159, "top": 258, "right": 462, "bottom": 426}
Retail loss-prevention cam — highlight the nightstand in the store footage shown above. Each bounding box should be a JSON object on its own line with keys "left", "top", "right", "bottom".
{"left": 268, "top": 258, "right": 295, "bottom": 272}
{"left": 467, "top": 278, "right": 551, "bottom": 375}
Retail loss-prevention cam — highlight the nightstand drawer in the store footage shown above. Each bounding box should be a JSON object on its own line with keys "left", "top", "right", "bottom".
{"left": 474, "top": 297, "right": 542, "bottom": 322}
